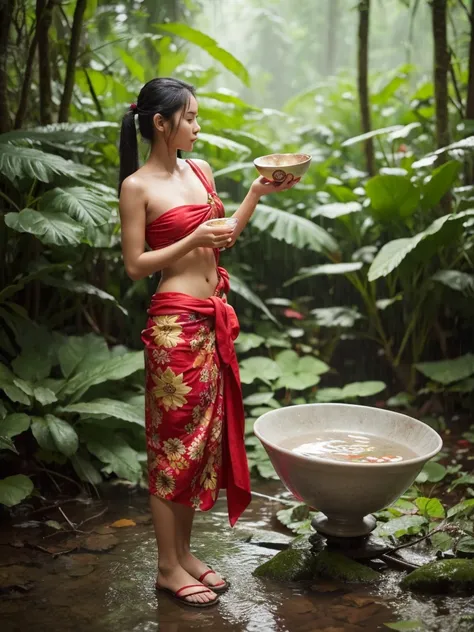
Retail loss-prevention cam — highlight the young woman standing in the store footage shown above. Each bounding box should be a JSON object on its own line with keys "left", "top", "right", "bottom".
{"left": 119, "top": 77, "right": 296, "bottom": 607}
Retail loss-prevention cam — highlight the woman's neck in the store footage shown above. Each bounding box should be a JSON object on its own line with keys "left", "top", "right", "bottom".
{"left": 147, "top": 142, "right": 180, "bottom": 174}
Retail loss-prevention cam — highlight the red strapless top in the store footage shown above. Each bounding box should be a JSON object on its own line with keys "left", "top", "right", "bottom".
{"left": 145, "top": 159, "right": 225, "bottom": 261}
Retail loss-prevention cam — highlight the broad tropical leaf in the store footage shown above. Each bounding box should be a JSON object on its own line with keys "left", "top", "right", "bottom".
{"left": 1, "top": 413, "right": 31, "bottom": 438}
{"left": 214, "top": 162, "right": 255, "bottom": 178}
{"left": 41, "top": 277, "right": 127, "bottom": 314}
{"left": 40, "top": 187, "right": 111, "bottom": 227}
{"left": 155, "top": 23, "right": 250, "bottom": 86}
{"left": 0, "top": 122, "right": 117, "bottom": 145}
{"left": 421, "top": 161, "right": 461, "bottom": 210}
{"left": 286, "top": 262, "right": 363, "bottom": 286}
{"left": 316, "top": 381, "right": 386, "bottom": 401}
{"left": 82, "top": 427, "right": 141, "bottom": 482}
{"left": 415, "top": 354, "right": 474, "bottom": 385}
{"left": 58, "top": 334, "right": 110, "bottom": 379}
{"left": 64, "top": 351, "right": 144, "bottom": 401}
{"left": 0, "top": 475, "right": 34, "bottom": 507}
{"left": 229, "top": 273, "right": 278, "bottom": 324}
{"left": 239, "top": 357, "right": 281, "bottom": 385}
{"left": 311, "top": 306, "right": 363, "bottom": 328}
{"left": 31, "top": 415, "right": 79, "bottom": 456}
{"left": 251, "top": 204, "right": 339, "bottom": 254}
{"left": 366, "top": 175, "right": 420, "bottom": 220}
{"left": 311, "top": 202, "right": 362, "bottom": 219}
{"left": 368, "top": 210, "right": 474, "bottom": 281}
{"left": 432, "top": 270, "right": 474, "bottom": 296}
{"left": 61, "top": 398, "right": 145, "bottom": 426}
{"left": 341, "top": 125, "right": 402, "bottom": 147}
{"left": 5, "top": 209, "right": 84, "bottom": 246}
{"left": 197, "top": 132, "right": 251, "bottom": 156}
{"left": 0, "top": 144, "right": 92, "bottom": 183}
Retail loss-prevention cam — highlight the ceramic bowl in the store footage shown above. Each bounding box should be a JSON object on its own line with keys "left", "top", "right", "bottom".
{"left": 254, "top": 403, "right": 442, "bottom": 538}
{"left": 253, "top": 153, "right": 312, "bottom": 183}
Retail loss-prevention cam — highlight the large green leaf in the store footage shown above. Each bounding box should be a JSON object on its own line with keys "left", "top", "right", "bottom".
{"left": 82, "top": 427, "right": 141, "bottom": 482}
{"left": 375, "top": 515, "right": 427, "bottom": 538}
{"left": 286, "top": 262, "right": 363, "bottom": 286}
{"left": 311, "top": 306, "right": 363, "bottom": 328}
{"left": 316, "top": 381, "right": 386, "bottom": 402}
{"left": 155, "top": 23, "right": 250, "bottom": 86}
{"left": 229, "top": 273, "right": 278, "bottom": 324}
{"left": 341, "top": 125, "right": 402, "bottom": 147}
{"left": 61, "top": 398, "right": 144, "bottom": 427}
{"left": 239, "top": 357, "right": 281, "bottom": 385}
{"left": 274, "top": 350, "right": 329, "bottom": 390}
{"left": 252, "top": 204, "right": 339, "bottom": 254}
{"left": 214, "top": 162, "right": 255, "bottom": 178}
{"left": 0, "top": 475, "right": 34, "bottom": 507}
{"left": 197, "top": 132, "right": 251, "bottom": 156}
{"left": 58, "top": 334, "right": 110, "bottom": 379}
{"left": 311, "top": 202, "right": 362, "bottom": 219}
{"left": 40, "top": 187, "right": 111, "bottom": 227}
{"left": 0, "top": 364, "right": 31, "bottom": 405}
{"left": 1, "top": 413, "right": 31, "bottom": 438}
{"left": 64, "top": 351, "right": 144, "bottom": 401}
{"left": 0, "top": 263, "right": 68, "bottom": 304}
{"left": 117, "top": 48, "right": 145, "bottom": 83}
{"left": 0, "top": 122, "right": 116, "bottom": 145}
{"left": 415, "top": 354, "right": 474, "bottom": 385}
{"left": 5, "top": 209, "right": 84, "bottom": 246}
{"left": 421, "top": 161, "right": 461, "bottom": 210}
{"left": 31, "top": 415, "right": 78, "bottom": 456}
{"left": 432, "top": 270, "right": 474, "bottom": 296}
{"left": 366, "top": 175, "right": 420, "bottom": 220}
{"left": 368, "top": 210, "right": 474, "bottom": 281}
{"left": 71, "top": 453, "right": 102, "bottom": 485}
{"left": 41, "top": 277, "right": 127, "bottom": 314}
{"left": 0, "top": 144, "right": 92, "bottom": 183}
{"left": 0, "top": 436, "right": 18, "bottom": 453}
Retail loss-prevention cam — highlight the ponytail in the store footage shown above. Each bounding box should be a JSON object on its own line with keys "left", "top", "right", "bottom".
{"left": 118, "top": 109, "right": 139, "bottom": 196}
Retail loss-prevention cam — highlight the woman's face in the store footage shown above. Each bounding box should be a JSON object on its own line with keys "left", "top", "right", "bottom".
{"left": 170, "top": 94, "right": 201, "bottom": 152}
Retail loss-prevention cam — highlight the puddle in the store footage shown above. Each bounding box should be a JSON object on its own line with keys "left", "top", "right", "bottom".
{"left": 0, "top": 482, "right": 472, "bottom": 632}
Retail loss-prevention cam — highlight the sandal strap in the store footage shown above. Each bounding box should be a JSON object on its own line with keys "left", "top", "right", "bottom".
{"left": 175, "top": 584, "right": 213, "bottom": 598}
{"left": 198, "top": 569, "right": 216, "bottom": 583}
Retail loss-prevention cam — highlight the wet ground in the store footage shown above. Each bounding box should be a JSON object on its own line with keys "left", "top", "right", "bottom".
{"left": 1, "top": 481, "right": 473, "bottom": 632}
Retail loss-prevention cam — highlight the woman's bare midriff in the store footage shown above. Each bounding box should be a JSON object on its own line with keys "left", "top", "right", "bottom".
{"left": 156, "top": 246, "right": 219, "bottom": 299}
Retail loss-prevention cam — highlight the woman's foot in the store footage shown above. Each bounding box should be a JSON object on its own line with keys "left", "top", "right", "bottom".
{"left": 156, "top": 564, "right": 218, "bottom": 605}
{"left": 178, "top": 551, "right": 227, "bottom": 590}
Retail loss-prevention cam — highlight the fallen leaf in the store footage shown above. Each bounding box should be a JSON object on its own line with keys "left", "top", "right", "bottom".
{"left": 110, "top": 519, "right": 136, "bottom": 528}
{"left": 83, "top": 534, "right": 119, "bottom": 552}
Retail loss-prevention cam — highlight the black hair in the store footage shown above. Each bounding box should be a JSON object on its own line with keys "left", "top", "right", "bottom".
{"left": 118, "top": 77, "right": 196, "bottom": 195}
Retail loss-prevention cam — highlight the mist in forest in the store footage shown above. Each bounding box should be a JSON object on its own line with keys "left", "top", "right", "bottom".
{"left": 189, "top": 0, "right": 465, "bottom": 109}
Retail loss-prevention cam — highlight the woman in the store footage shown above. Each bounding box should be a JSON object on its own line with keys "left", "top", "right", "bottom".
{"left": 119, "top": 77, "right": 296, "bottom": 608}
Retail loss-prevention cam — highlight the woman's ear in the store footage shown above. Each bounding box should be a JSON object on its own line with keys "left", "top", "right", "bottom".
{"left": 153, "top": 113, "right": 166, "bottom": 132}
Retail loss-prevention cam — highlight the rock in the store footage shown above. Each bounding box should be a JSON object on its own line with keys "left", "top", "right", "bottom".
{"left": 0, "top": 565, "right": 35, "bottom": 592}
{"left": 400, "top": 559, "right": 474, "bottom": 594}
{"left": 253, "top": 535, "right": 381, "bottom": 583}
{"left": 310, "top": 581, "right": 342, "bottom": 593}
{"left": 342, "top": 593, "right": 379, "bottom": 608}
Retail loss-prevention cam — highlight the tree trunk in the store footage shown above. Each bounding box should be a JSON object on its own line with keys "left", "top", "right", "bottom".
{"left": 58, "top": 0, "right": 87, "bottom": 123}
{"left": 326, "top": 0, "right": 339, "bottom": 76}
{"left": 0, "top": 0, "right": 15, "bottom": 134}
{"left": 465, "top": 1, "right": 474, "bottom": 183}
{"left": 357, "top": 0, "right": 374, "bottom": 176}
{"left": 431, "top": 0, "right": 450, "bottom": 153}
{"left": 36, "top": 0, "right": 56, "bottom": 125}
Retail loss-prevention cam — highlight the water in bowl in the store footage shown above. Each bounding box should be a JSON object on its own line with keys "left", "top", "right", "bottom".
{"left": 280, "top": 431, "right": 418, "bottom": 464}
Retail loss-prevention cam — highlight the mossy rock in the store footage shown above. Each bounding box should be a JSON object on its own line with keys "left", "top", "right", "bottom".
{"left": 253, "top": 545, "right": 380, "bottom": 584}
{"left": 400, "top": 559, "right": 474, "bottom": 594}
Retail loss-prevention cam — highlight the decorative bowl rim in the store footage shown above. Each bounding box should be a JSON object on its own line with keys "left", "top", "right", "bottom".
{"left": 253, "top": 153, "right": 312, "bottom": 168}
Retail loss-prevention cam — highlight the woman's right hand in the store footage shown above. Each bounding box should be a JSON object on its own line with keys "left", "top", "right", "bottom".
{"left": 191, "top": 222, "right": 234, "bottom": 249}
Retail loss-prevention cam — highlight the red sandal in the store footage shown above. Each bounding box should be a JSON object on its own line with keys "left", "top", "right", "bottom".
{"left": 198, "top": 569, "right": 229, "bottom": 594}
{"left": 156, "top": 582, "right": 220, "bottom": 608}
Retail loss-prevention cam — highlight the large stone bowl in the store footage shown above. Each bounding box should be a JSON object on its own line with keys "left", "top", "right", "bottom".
{"left": 254, "top": 403, "right": 443, "bottom": 538}
{"left": 253, "top": 153, "right": 312, "bottom": 183}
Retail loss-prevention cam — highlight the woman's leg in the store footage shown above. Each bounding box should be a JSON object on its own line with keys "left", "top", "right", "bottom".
{"left": 174, "top": 502, "right": 226, "bottom": 587}
{"left": 150, "top": 495, "right": 218, "bottom": 604}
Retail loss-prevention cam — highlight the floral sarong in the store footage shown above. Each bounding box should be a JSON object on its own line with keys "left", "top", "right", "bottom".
{"left": 141, "top": 268, "right": 251, "bottom": 526}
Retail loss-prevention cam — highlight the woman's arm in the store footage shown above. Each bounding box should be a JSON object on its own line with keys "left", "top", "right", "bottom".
{"left": 119, "top": 175, "right": 234, "bottom": 280}
{"left": 195, "top": 159, "right": 297, "bottom": 246}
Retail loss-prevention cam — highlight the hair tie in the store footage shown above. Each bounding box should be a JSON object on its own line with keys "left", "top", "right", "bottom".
{"left": 130, "top": 103, "right": 137, "bottom": 112}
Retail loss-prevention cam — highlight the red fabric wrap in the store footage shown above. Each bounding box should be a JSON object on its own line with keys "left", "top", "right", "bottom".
{"left": 141, "top": 160, "right": 251, "bottom": 526}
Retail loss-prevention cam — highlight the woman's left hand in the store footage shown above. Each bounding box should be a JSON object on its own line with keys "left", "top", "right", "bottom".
{"left": 250, "top": 174, "right": 300, "bottom": 199}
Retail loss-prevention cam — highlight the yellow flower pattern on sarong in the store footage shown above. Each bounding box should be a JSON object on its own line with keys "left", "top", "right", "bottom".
{"left": 151, "top": 315, "right": 184, "bottom": 348}
{"left": 152, "top": 367, "right": 192, "bottom": 411}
